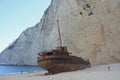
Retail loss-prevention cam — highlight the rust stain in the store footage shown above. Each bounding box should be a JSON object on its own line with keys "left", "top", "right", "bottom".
{"left": 37, "top": 46, "right": 90, "bottom": 74}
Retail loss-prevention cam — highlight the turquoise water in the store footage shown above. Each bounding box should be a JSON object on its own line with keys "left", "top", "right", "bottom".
{"left": 0, "top": 65, "right": 46, "bottom": 75}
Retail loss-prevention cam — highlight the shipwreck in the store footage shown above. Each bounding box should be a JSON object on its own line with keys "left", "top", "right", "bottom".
{"left": 37, "top": 19, "right": 91, "bottom": 74}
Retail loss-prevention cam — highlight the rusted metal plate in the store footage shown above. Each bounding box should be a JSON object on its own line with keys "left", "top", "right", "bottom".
{"left": 37, "top": 46, "right": 90, "bottom": 74}
{"left": 37, "top": 55, "right": 90, "bottom": 74}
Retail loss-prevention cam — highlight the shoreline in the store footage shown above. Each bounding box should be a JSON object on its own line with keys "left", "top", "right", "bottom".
{"left": 0, "top": 72, "right": 46, "bottom": 76}
{"left": 0, "top": 70, "right": 48, "bottom": 76}
{"left": 0, "top": 65, "right": 47, "bottom": 75}
{"left": 0, "top": 63, "right": 120, "bottom": 80}
{"left": 0, "top": 71, "right": 120, "bottom": 80}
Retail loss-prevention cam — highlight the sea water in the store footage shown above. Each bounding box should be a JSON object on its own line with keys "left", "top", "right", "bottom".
{"left": 0, "top": 65, "right": 46, "bottom": 75}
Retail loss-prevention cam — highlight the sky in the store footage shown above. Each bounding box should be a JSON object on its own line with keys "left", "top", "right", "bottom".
{"left": 0, "top": 0, "right": 51, "bottom": 53}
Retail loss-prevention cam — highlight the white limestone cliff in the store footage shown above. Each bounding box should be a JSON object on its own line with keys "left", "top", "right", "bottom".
{"left": 0, "top": 0, "right": 120, "bottom": 65}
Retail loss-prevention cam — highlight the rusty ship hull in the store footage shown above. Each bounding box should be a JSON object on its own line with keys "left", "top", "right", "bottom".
{"left": 37, "top": 20, "right": 90, "bottom": 74}
{"left": 37, "top": 55, "right": 90, "bottom": 74}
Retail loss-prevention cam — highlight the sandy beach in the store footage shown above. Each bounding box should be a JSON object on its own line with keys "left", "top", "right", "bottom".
{"left": 0, "top": 63, "right": 120, "bottom": 80}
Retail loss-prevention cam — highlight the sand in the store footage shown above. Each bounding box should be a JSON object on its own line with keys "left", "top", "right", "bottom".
{"left": 0, "top": 63, "right": 120, "bottom": 80}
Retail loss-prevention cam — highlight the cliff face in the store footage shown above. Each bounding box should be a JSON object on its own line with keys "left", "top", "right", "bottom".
{"left": 0, "top": 0, "right": 120, "bottom": 65}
